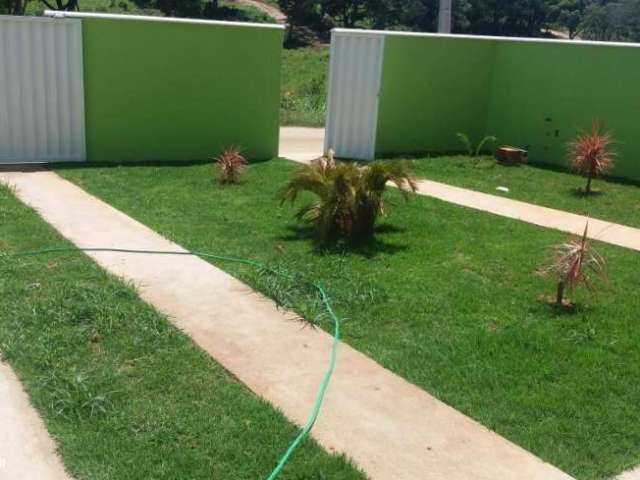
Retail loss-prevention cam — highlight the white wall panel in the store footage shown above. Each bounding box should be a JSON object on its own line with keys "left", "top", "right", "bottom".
{"left": 324, "top": 31, "right": 384, "bottom": 160}
{"left": 0, "top": 15, "right": 85, "bottom": 163}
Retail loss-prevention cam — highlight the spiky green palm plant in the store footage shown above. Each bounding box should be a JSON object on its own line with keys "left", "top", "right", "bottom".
{"left": 280, "top": 152, "right": 417, "bottom": 243}
{"left": 539, "top": 222, "right": 607, "bottom": 306}
{"left": 456, "top": 132, "right": 497, "bottom": 160}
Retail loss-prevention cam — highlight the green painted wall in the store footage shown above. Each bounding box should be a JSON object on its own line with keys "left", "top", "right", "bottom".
{"left": 82, "top": 18, "right": 283, "bottom": 162}
{"left": 375, "top": 35, "right": 640, "bottom": 181}
{"left": 376, "top": 36, "right": 497, "bottom": 155}
{"left": 487, "top": 40, "right": 640, "bottom": 180}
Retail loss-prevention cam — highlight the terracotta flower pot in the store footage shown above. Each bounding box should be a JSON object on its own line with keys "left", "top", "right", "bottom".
{"left": 496, "top": 146, "right": 528, "bottom": 166}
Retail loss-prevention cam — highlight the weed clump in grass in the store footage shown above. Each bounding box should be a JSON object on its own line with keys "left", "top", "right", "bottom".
{"left": 215, "top": 146, "right": 248, "bottom": 185}
{"left": 279, "top": 151, "right": 417, "bottom": 245}
{"left": 538, "top": 222, "right": 607, "bottom": 308}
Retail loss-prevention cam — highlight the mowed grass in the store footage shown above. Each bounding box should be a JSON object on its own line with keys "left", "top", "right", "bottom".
{"left": 0, "top": 185, "right": 363, "bottom": 480}
{"left": 281, "top": 47, "right": 329, "bottom": 127}
{"left": 59, "top": 159, "right": 640, "bottom": 479}
{"left": 411, "top": 155, "right": 640, "bottom": 228}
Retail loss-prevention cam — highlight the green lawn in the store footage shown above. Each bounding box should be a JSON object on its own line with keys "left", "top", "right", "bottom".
{"left": 0, "top": 184, "right": 363, "bottom": 480}
{"left": 281, "top": 47, "right": 329, "bottom": 127}
{"left": 59, "top": 159, "right": 640, "bottom": 480}
{"left": 411, "top": 155, "right": 640, "bottom": 228}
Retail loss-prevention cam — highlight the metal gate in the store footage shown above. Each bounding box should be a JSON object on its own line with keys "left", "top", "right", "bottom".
{"left": 0, "top": 15, "right": 86, "bottom": 164}
{"left": 324, "top": 29, "right": 385, "bottom": 160}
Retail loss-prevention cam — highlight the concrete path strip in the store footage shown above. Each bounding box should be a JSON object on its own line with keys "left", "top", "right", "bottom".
{"left": 618, "top": 466, "right": 640, "bottom": 480}
{"left": 0, "top": 362, "right": 72, "bottom": 480}
{"left": 279, "top": 126, "right": 325, "bottom": 162}
{"left": 279, "top": 127, "right": 640, "bottom": 252}
{"left": 0, "top": 170, "right": 574, "bottom": 480}
{"left": 413, "top": 178, "right": 640, "bottom": 251}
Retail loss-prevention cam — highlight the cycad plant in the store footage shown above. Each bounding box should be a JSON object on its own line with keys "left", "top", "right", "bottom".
{"left": 279, "top": 151, "right": 417, "bottom": 244}
{"left": 539, "top": 222, "right": 607, "bottom": 307}
{"left": 568, "top": 120, "right": 616, "bottom": 194}
{"left": 215, "top": 146, "right": 248, "bottom": 184}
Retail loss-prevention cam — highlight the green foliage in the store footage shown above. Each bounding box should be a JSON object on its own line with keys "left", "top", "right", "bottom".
{"left": 546, "top": 0, "right": 640, "bottom": 41}
{"left": 279, "top": 153, "right": 417, "bottom": 243}
{"left": 40, "top": 0, "right": 79, "bottom": 10}
{"left": 0, "top": 0, "right": 30, "bottom": 13}
{"left": 58, "top": 159, "right": 640, "bottom": 479}
{"left": 547, "top": 0, "right": 587, "bottom": 38}
{"left": 462, "top": 0, "right": 548, "bottom": 37}
{"left": 10, "top": 0, "right": 640, "bottom": 43}
{"left": 456, "top": 132, "right": 497, "bottom": 158}
{"left": 281, "top": 47, "right": 328, "bottom": 126}
{"left": 16, "top": 0, "right": 274, "bottom": 21}
{"left": 144, "top": 0, "right": 201, "bottom": 16}
{"left": 0, "top": 184, "right": 364, "bottom": 480}
{"left": 411, "top": 154, "right": 640, "bottom": 229}
{"left": 128, "top": 0, "right": 275, "bottom": 21}
{"left": 279, "top": 0, "right": 640, "bottom": 44}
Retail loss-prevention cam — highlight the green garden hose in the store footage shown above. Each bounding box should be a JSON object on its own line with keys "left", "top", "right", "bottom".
{"left": 3, "top": 246, "right": 340, "bottom": 480}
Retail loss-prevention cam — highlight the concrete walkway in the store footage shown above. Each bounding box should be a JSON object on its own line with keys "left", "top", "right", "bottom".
{"left": 413, "top": 178, "right": 640, "bottom": 251}
{"left": 0, "top": 170, "right": 574, "bottom": 480}
{"left": 618, "top": 467, "right": 640, "bottom": 480}
{"left": 279, "top": 126, "right": 325, "bottom": 162}
{"left": 279, "top": 127, "right": 640, "bottom": 252}
{"left": 0, "top": 362, "right": 71, "bottom": 480}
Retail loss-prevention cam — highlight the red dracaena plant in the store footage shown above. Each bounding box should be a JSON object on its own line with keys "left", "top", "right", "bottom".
{"left": 568, "top": 120, "right": 616, "bottom": 194}
{"left": 539, "top": 222, "right": 607, "bottom": 307}
{"left": 215, "top": 146, "right": 248, "bottom": 184}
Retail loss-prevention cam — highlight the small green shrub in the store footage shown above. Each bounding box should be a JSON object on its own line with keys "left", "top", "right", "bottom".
{"left": 456, "top": 132, "right": 497, "bottom": 160}
{"left": 280, "top": 47, "right": 328, "bottom": 127}
{"left": 279, "top": 152, "right": 417, "bottom": 244}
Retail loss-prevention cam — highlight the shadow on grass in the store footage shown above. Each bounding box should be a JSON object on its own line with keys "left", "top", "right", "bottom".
{"left": 53, "top": 158, "right": 275, "bottom": 170}
{"left": 536, "top": 294, "right": 589, "bottom": 316}
{"left": 570, "top": 188, "right": 604, "bottom": 198}
{"left": 279, "top": 223, "right": 408, "bottom": 258}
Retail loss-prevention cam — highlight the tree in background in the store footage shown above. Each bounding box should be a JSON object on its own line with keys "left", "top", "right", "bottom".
{"left": 547, "top": 0, "right": 587, "bottom": 38}
{"left": 40, "top": 0, "right": 78, "bottom": 10}
{"left": 615, "top": 0, "right": 640, "bottom": 40}
{"left": 580, "top": 0, "right": 617, "bottom": 38}
{"left": 463, "top": 0, "right": 548, "bottom": 37}
{"left": 130, "top": 0, "right": 202, "bottom": 17}
{"left": 320, "top": 0, "right": 383, "bottom": 28}
{"left": 278, "top": 0, "right": 325, "bottom": 46}
{"left": 578, "top": 0, "right": 640, "bottom": 40}
{"left": 278, "top": 0, "right": 319, "bottom": 25}
{"left": 0, "top": 0, "right": 30, "bottom": 14}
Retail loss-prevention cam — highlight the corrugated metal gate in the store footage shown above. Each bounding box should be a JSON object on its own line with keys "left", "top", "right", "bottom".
{"left": 324, "top": 30, "right": 385, "bottom": 161}
{"left": 0, "top": 15, "right": 86, "bottom": 164}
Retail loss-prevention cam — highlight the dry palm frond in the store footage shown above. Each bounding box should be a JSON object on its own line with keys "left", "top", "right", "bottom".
{"left": 568, "top": 120, "right": 616, "bottom": 194}
{"left": 279, "top": 153, "right": 417, "bottom": 244}
{"left": 539, "top": 222, "right": 607, "bottom": 306}
{"left": 215, "top": 146, "right": 248, "bottom": 184}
